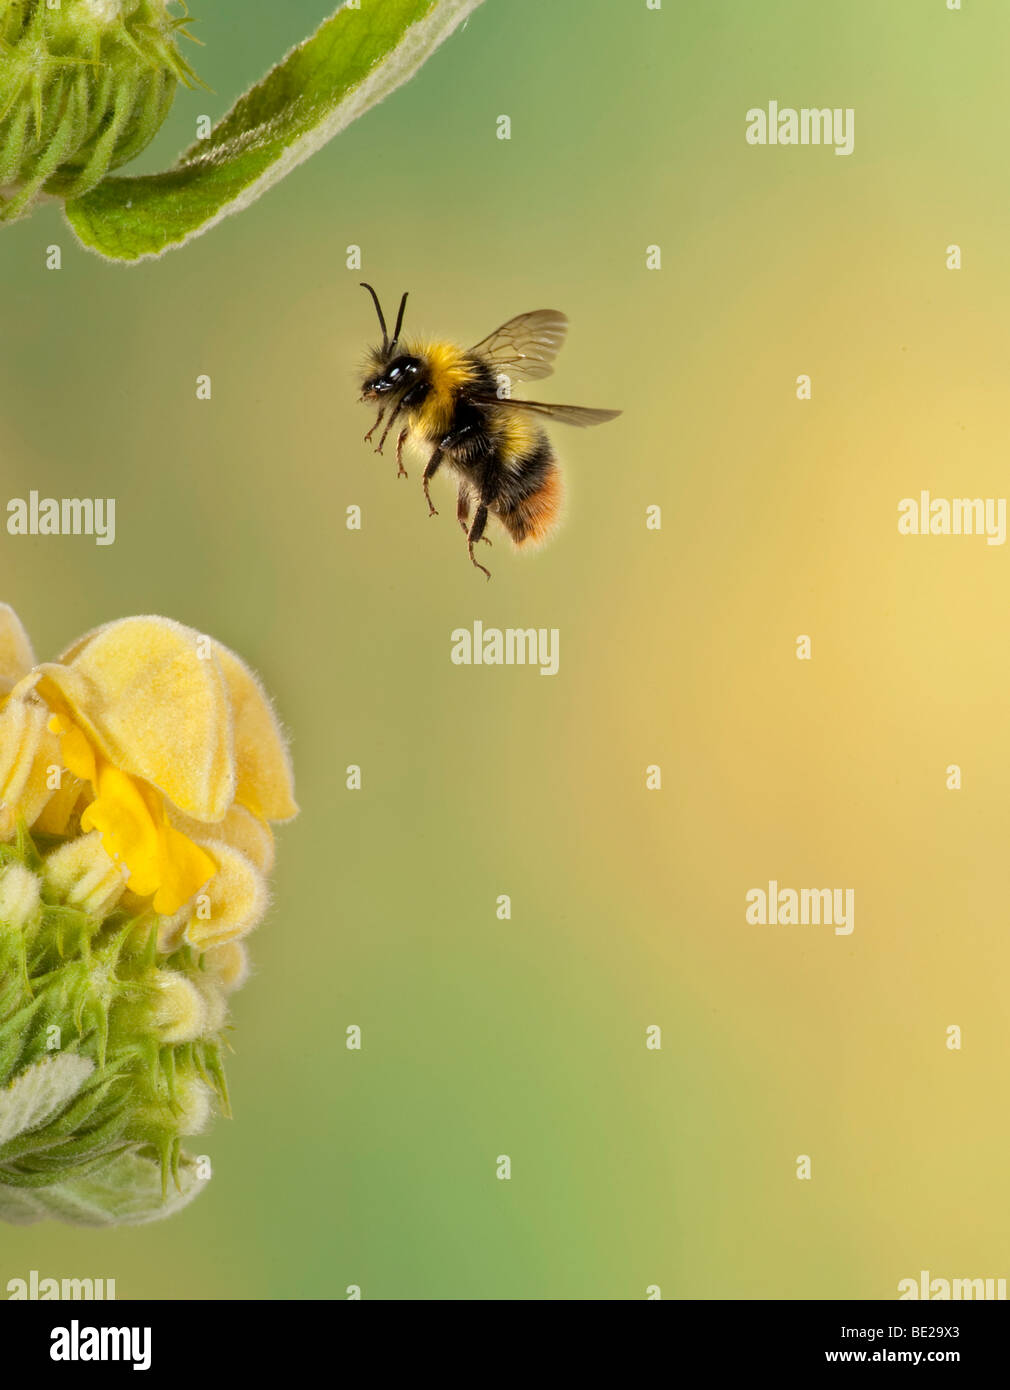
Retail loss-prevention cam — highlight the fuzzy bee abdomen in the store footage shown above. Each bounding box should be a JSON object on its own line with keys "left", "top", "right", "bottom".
{"left": 495, "top": 440, "right": 564, "bottom": 547}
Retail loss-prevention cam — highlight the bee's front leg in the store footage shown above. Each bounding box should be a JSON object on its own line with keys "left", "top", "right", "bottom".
{"left": 377, "top": 383, "right": 428, "bottom": 470}
{"left": 363, "top": 407, "right": 385, "bottom": 443}
{"left": 374, "top": 403, "right": 403, "bottom": 457}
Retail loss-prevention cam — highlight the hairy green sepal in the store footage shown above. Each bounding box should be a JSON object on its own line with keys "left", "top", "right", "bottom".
{"left": 0, "top": 0, "right": 198, "bottom": 223}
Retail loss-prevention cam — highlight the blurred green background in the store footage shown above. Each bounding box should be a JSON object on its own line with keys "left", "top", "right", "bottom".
{"left": 2, "top": 0, "right": 1009, "bottom": 1298}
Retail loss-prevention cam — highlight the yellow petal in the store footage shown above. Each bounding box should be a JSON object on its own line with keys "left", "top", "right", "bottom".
{"left": 37, "top": 615, "right": 235, "bottom": 821}
{"left": 80, "top": 764, "right": 216, "bottom": 915}
{"left": 213, "top": 643, "right": 298, "bottom": 823}
{"left": 32, "top": 772, "right": 86, "bottom": 836}
{"left": 0, "top": 697, "right": 43, "bottom": 801}
{"left": 0, "top": 605, "right": 35, "bottom": 695}
{"left": 0, "top": 696, "right": 58, "bottom": 839}
{"left": 80, "top": 764, "right": 161, "bottom": 896}
{"left": 155, "top": 908, "right": 188, "bottom": 955}
{"left": 168, "top": 801, "right": 275, "bottom": 873}
{"left": 153, "top": 820, "right": 218, "bottom": 917}
{"left": 12, "top": 725, "right": 61, "bottom": 836}
{"left": 55, "top": 620, "right": 109, "bottom": 666}
{"left": 201, "top": 941, "right": 250, "bottom": 993}
{"left": 183, "top": 840, "right": 268, "bottom": 950}
{"left": 50, "top": 715, "right": 96, "bottom": 784}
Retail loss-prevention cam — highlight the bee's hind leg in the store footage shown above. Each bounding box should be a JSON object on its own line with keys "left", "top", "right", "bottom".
{"left": 467, "top": 503, "right": 492, "bottom": 581}
{"left": 458, "top": 484, "right": 491, "bottom": 545}
{"left": 423, "top": 447, "right": 444, "bottom": 516}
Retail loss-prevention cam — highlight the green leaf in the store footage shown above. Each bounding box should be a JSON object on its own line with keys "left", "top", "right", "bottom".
{"left": 63, "top": 0, "right": 486, "bottom": 262}
{"left": 0, "top": 1055, "right": 94, "bottom": 1149}
{"left": 0, "top": 1147, "right": 207, "bottom": 1226}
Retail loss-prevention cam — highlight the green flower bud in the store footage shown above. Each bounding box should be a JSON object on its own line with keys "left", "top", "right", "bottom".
{"left": 202, "top": 940, "right": 249, "bottom": 994}
{"left": 0, "top": 0, "right": 200, "bottom": 222}
{"left": 146, "top": 968, "right": 209, "bottom": 1044}
{"left": 0, "top": 860, "right": 40, "bottom": 928}
{"left": 45, "top": 829, "right": 129, "bottom": 918}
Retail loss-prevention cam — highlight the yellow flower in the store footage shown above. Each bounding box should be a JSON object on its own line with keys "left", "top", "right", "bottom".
{"left": 0, "top": 604, "right": 296, "bottom": 929}
{"left": 1, "top": 606, "right": 298, "bottom": 1223}
{"left": 48, "top": 715, "right": 218, "bottom": 916}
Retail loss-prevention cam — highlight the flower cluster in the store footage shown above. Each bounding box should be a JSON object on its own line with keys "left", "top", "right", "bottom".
{"left": 0, "top": 605, "right": 296, "bottom": 1225}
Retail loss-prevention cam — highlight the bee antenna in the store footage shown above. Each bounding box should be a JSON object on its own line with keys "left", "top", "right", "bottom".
{"left": 360, "top": 282, "right": 389, "bottom": 352}
{"left": 390, "top": 292, "right": 409, "bottom": 351}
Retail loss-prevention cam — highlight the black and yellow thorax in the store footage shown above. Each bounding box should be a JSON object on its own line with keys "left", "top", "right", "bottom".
{"left": 399, "top": 339, "right": 495, "bottom": 440}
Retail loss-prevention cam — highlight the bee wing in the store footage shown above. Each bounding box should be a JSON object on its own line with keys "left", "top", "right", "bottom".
{"left": 470, "top": 310, "right": 569, "bottom": 383}
{"left": 478, "top": 397, "right": 622, "bottom": 428}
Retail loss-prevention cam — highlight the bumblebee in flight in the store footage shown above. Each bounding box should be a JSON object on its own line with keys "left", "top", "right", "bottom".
{"left": 358, "top": 285, "right": 620, "bottom": 579}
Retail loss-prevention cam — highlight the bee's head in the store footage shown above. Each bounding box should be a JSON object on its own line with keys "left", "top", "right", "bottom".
{"left": 359, "top": 283, "right": 411, "bottom": 401}
{"left": 361, "top": 354, "right": 424, "bottom": 400}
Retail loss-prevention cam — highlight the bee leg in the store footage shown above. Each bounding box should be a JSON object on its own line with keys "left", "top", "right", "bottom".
{"left": 377, "top": 382, "right": 427, "bottom": 461}
{"left": 467, "top": 504, "right": 492, "bottom": 581}
{"left": 423, "top": 448, "right": 444, "bottom": 516}
{"left": 363, "top": 407, "right": 385, "bottom": 443}
{"left": 396, "top": 429, "right": 409, "bottom": 479}
{"left": 374, "top": 405, "right": 402, "bottom": 456}
{"left": 456, "top": 486, "right": 491, "bottom": 542}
